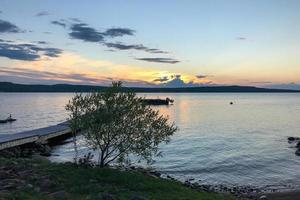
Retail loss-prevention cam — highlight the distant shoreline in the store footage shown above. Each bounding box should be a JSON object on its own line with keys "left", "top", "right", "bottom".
{"left": 1, "top": 82, "right": 300, "bottom": 93}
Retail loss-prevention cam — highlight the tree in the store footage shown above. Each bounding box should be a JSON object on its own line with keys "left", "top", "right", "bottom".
{"left": 65, "top": 94, "right": 83, "bottom": 164}
{"left": 66, "top": 82, "right": 177, "bottom": 167}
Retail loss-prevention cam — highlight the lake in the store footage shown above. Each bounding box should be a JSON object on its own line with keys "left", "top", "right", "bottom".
{"left": 1, "top": 92, "right": 300, "bottom": 191}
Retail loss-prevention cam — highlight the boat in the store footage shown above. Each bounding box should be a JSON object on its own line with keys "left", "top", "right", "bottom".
{"left": 0, "top": 115, "right": 17, "bottom": 123}
{"left": 141, "top": 97, "right": 174, "bottom": 105}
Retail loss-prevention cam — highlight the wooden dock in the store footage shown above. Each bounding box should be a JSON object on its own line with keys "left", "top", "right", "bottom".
{"left": 0, "top": 121, "right": 71, "bottom": 151}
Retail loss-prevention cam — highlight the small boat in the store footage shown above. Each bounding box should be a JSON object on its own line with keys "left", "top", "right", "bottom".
{"left": 141, "top": 97, "right": 174, "bottom": 105}
{"left": 0, "top": 115, "right": 17, "bottom": 124}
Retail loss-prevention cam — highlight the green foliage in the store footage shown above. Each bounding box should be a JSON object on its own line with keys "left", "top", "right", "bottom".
{"left": 0, "top": 158, "right": 235, "bottom": 200}
{"left": 66, "top": 82, "right": 178, "bottom": 167}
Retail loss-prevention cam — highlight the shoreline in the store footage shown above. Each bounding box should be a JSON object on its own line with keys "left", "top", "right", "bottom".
{"left": 1, "top": 143, "right": 300, "bottom": 199}
{"left": 0, "top": 157, "right": 233, "bottom": 200}
{"left": 260, "top": 190, "right": 300, "bottom": 200}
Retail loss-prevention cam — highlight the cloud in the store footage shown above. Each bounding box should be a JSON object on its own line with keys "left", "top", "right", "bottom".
{"left": 153, "top": 76, "right": 169, "bottom": 82}
{"left": 103, "top": 28, "right": 135, "bottom": 37}
{"left": 265, "top": 82, "right": 300, "bottom": 90}
{"left": 0, "top": 40, "right": 62, "bottom": 61}
{"left": 105, "top": 42, "right": 168, "bottom": 54}
{"left": 250, "top": 81, "right": 272, "bottom": 84}
{"left": 136, "top": 57, "right": 179, "bottom": 64}
{"left": 69, "top": 18, "right": 81, "bottom": 22}
{"left": 0, "top": 19, "right": 22, "bottom": 33}
{"left": 35, "top": 41, "right": 49, "bottom": 45}
{"left": 67, "top": 23, "right": 136, "bottom": 42}
{"left": 51, "top": 20, "right": 67, "bottom": 28}
{"left": 0, "top": 66, "right": 156, "bottom": 87}
{"left": 53, "top": 20, "right": 170, "bottom": 55}
{"left": 152, "top": 74, "right": 217, "bottom": 88}
{"left": 237, "top": 37, "right": 246, "bottom": 40}
{"left": 36, "top": 11, "right": 50, "bottom": 17}
{"left": 196, "top": 75, "right": 208, "bottom": 79}
{"left": 69, "top": 23, "right": 105, "bottom": 42}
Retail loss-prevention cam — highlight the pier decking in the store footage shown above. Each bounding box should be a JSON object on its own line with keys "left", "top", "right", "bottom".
{"left": 0, "top": 121, "right": 71, "bottom": 150}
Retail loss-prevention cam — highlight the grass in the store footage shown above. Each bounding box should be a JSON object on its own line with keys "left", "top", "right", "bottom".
{"left": 0, "top": 157, "right": 235, "bottom": 200}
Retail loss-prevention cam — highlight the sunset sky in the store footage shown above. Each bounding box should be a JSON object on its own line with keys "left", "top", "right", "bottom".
{"left": 0, "top": 0, "right": 300, "bottom": 89}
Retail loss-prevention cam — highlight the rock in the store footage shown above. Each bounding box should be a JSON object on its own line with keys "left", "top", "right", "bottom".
{"left": 101, "top": 193, "right": 118, "bottom": 200}
{"left": 259, "top": 195, "right": 267, "bottom": 199}
{"left": 295, "top": 149, "right": 300, "bottom": 156}
{"left": 149, "top": 171, "right": 161, "bottom": 177}
{"left": 288, "top": 137, "right": 300, "bottom": 142}
{"left": 130, "top": 196, "right": 146, "bottom": 200}
{"left": 89, "top": 179, "right": 97, "bottom": 183}
{"left": 48, "top": 190, "right": 67, "bottom": 199}
{"left": 288, "top": 137, "right": 296, "bottom": 141}
{"left": 296, "top": 141, "right": 300, "bottom": 148}
{"left": 40, "top": 179, "right": 55, "bottom": 191}
{"left": 34, "top": 187, "right": 41, "bottom": 192}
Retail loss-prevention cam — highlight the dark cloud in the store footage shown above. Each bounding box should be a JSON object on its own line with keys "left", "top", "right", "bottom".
{"left": 136, "top": 57, "right": 179, "bottom": 64}
{"left": 0, "top": 41, "right": 62, "bottom": 61}
{"left": 35, "top": 41, "right": 49, "bottom": 45}
{"left": 0, "top": 67, "right": 156, "bottom": 87}
{"left": 0, "top": 19, "right": 22, "bottom": 33}
{"left": 153, "top": 76, "right": 169, "bottom": 82}
{"left": 69, "top": 23, "right": 105, "bottom": 42}
{"left": 52, "top": 20, "right": 174, "bottom": 60}
{"left": 67, "top": 23, "right": 135, "bottom": 42}
{"left": 0, "top": 67, "right": 102, "bottom": 84}
{"left": 51, "top": 20, "right": 67, "bottom": 28}
{"left": 105, "top": 42, "right": 168, "bottom": 54}
{"left": 36, "top": 11, "right": 50, "bottom": 17}
{"left": 103, "top": 28, "right": 135, "bottom": 37}
{"left": 196, "top": 75, "right": 208, "bottom": 79}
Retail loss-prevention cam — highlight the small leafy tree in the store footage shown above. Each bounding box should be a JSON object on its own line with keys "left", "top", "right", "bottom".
{"left": 65, "top": 94, "right": 83, "bottom": 164}
{"left": 66, "top": 82, "right": 177, "bottom": 167}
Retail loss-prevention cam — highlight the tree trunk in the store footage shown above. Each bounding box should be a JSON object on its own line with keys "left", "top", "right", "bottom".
{"left": 99, "top": 150, "right": 105, "bottom": 167}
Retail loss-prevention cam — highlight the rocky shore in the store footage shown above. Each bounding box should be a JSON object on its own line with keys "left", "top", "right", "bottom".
{"left": 0, "top": 157, "right": 232, "bottom": 200}
{"left": 1, "top": 140, "right": 300, "bottom": 200}
{"left": 288, "top": 137, "right": 300, "bottom": 156}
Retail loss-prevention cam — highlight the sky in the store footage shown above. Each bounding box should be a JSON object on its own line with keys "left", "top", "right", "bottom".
{"left": 0, "top": 0, "right": 300, "bottom": 89}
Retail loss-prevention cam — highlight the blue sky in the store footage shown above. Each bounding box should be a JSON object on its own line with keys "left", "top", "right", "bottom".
{"left": 0, "top": 0, "right": 300, "bottom": 89}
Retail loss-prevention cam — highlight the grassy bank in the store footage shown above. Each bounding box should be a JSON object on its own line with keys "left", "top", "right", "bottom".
{"left": 0, "top": 157, "right": 234, "bottom": 200}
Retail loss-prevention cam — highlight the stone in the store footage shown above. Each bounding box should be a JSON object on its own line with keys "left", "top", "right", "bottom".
{"left": 101, "top": 193, "right": 117, "bottom": 200}
{"left": 130, "top": 196, "right": 146, "bottom": 200}
{"left": 259, "top": 195, "right": 267, "bottom": 199}
{"left": 89, "top": 179, "right": 97, "bottom": 183}
{"left": 149, "top": 171, "right": 161, "bottom": 177}
{"left": 48, "top": 190, "right": 67, "bottom": 199}
{"left": 288, "top": 137, "right": 296, "bottom": 141}
{"left": 288, "top": 137, "right": 300, "bottom": 142}
{"left": 295, "top": 149, "right": 300, "bottom": 156}
{"left": 40, "top": 179, "right": 55, "bottom": 191}
{"left": 296, "top": 141, "right": 300, "bottom": 148}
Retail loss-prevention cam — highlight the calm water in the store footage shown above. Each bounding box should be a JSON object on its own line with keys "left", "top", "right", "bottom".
{"left": 1, "top": 93, "right": 300, "bottom": 190}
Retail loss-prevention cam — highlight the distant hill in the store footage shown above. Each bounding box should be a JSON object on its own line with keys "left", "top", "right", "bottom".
{"left": 0, "top": 82, "right": 299, "bottom": 93}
